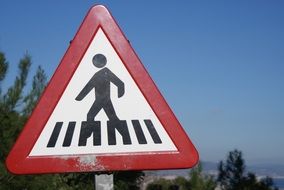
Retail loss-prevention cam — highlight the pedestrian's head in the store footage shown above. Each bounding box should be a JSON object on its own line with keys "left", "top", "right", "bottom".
{"left": 93, "top": 54, "right": 107, "bottom": 68}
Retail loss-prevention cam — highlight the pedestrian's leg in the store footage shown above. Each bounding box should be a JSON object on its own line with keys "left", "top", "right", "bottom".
{"left": 87, "top": 101, "right": 102, "bottom": 121}
{"left": 104, "top": 102, "right": 120, "bottom": 121}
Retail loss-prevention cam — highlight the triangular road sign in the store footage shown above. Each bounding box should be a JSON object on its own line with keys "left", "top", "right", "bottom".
{"left": 6, "top": 5, "right": 198, "bottom": 174}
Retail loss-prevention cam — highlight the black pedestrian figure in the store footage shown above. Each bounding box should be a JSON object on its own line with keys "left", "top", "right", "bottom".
{"left": 75, "top": 54, "right": 125, "bottom": 121}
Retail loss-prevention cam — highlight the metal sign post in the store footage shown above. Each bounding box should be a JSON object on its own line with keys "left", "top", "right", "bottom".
{"left": 94, "top": 173, "right": 113, "bottom": 190}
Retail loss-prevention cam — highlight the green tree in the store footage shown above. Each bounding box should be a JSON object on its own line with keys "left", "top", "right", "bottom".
{"left": 146, "top": 178, "right": 172, "bottom": 190}
{"left": 217, "top": 149, "right": 245, "bottom": 190}
{"left": 146, "top": 162, "right": 216, "bottom": 190}
{"left": 0, "top": 52, "right": 65, "bottom": 189}
{"left": 217, "top": 149, "right": 278, "bottom": 190}
{"left": 173, "top": 176, "right": 189, "bottom": 190}
{"left": 114, "top": 171, "right": 145, "bottom": 190}
{"left": 188, "top": 162, "right": 216, "bottom": 190}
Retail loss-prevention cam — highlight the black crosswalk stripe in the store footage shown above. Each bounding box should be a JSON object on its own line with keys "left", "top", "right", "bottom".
{"left": 144, "top": 119, "right": 162, "bottom": 144}
{"left": 132, "top": 120, "right": 147, "bottom": 144}
{"left": 63, "top": 121, "right": 76, "bottom": 147}
{"left": 47, "top": 122, "right": 63, "bottom": 147}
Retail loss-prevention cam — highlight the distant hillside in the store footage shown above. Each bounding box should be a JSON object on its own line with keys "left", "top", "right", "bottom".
{"left": 145, "top": 161, "right": 284, "bottom": 178}
{"left": 144, "top": 161, "right": 218, "bottom": 178}
{"left": 248, "top": 164, "right": 284, "bottom": 177}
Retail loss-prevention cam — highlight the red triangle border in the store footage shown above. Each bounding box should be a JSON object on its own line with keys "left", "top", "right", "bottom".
{"left": 6, "top": 5, "right": 198, "bottom": 174}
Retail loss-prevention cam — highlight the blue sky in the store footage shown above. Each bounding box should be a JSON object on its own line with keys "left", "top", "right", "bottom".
{"left": 1, "top": 1, "right": 283, "bottom": 165}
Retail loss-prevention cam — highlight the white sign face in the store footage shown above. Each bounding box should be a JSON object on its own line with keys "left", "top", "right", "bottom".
{"left": 30, "top": 28, "right": 177, "bottom": 156}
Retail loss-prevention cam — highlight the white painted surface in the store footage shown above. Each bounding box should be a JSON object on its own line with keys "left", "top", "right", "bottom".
{"left": 29, "top": 28, "right": 177, "bottom": 156}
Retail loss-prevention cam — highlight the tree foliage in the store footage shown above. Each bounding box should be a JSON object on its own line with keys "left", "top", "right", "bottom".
{"left": 0, "top": 52, "right": 46, "bottom": 163}
{"left": 0, "top": 52, "right": 65, "bottom": 189}
{"left": 114, "top": 171, "right": 145, "bottom": 190}
{"left": 218, "top": 149, "right": 245, "bottom": 190}
{"left": 217, "top": 149, "right": 278, "bottom": 190}
{"left": 146, "top": 162, "right": 216, "bottom": 190}
{"left": 188, "top": 162, "right": 216, "bottom": 190}
{"left": 146, "top": 150, "right": 279, "bottom": 190}
{"left": 146, "top": 178, "right": 175, "bottom": 190}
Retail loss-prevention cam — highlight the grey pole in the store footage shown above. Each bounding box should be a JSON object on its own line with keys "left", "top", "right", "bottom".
{"left": 94, "top": 173, "right": 113, "bottom": 190}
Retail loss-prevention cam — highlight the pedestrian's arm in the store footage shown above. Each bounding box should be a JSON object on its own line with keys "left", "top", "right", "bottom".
{"left": 117, "top": 82, "right": 124, "bottom": 98}
{"left": 75, "top": 78, "right": 94, "bottom": 101}
{"left": 108, "top": 69, "right": 125, "bottom": 98}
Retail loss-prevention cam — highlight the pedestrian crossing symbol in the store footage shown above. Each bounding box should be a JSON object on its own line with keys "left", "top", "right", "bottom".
{"left": 30, "top": 28, "right": 177, "bottom": 156}
{"left": 6, "top": 5, "right": 198, "bottom": 174}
